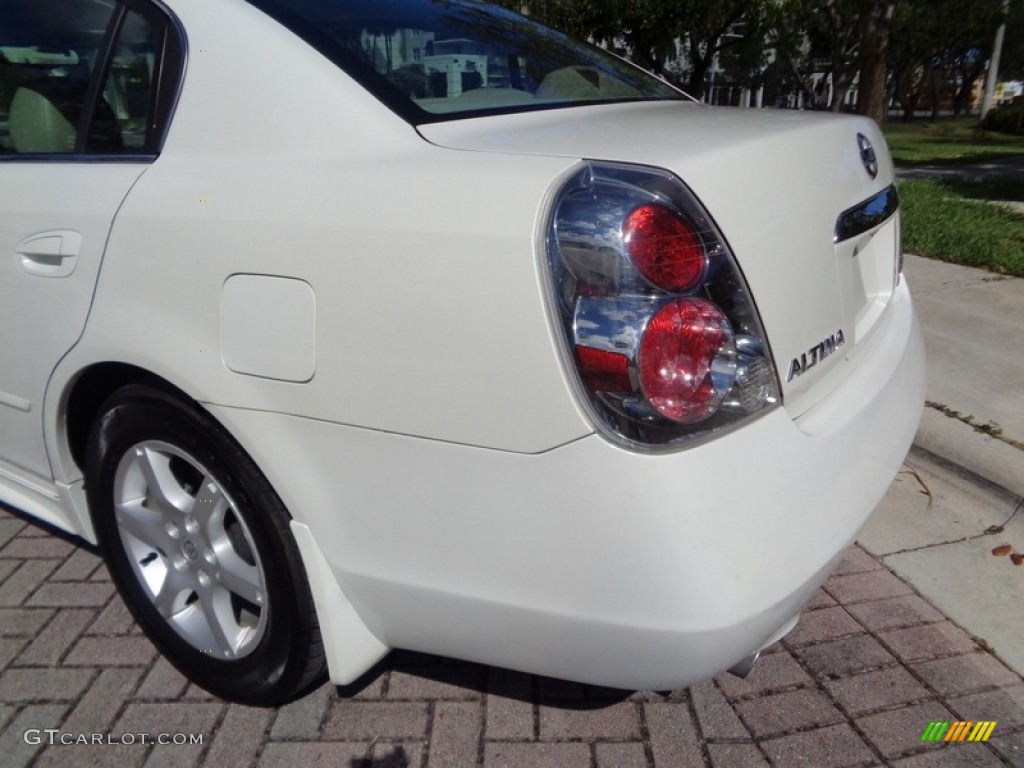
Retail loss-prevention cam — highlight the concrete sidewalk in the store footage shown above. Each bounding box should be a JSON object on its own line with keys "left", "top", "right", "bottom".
{"left": 858, "top": 252, "right": 1024, "bottom": 683}
{"left": 0, "top": 255, "right": 1022, "bottom": 767}
{"left": 904, "top": 254, "right": 1024, "bottom": 499}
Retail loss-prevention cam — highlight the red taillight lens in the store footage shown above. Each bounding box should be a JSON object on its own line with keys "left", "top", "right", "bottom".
{"left": 638, "top": 299, "right": 734, "bottom": 423}
{"left": 576, "top": 346, "right": 631, "bottom": 393}
{"left": 623, "top": 203, "right": 705, "bottom": 292}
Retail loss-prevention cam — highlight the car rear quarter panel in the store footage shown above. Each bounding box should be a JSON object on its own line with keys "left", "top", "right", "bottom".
{"left": 49, "top": 0, "right": 593, "bottom": 484}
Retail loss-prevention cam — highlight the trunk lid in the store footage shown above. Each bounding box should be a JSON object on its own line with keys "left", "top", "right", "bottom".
{"left": 418, "top": 102, "right": 899, "bottom": 418}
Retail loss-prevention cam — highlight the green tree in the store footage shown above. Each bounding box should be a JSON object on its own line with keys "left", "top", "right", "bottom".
{"left": 678, "top": 0, "right": 774, "bottom": 97}
{"left": 758, "top": 0, "right": 863, "bottom": 111}
{"left": 493, "top": 0, "right": 774, "bottom": 97}
{"left": 992, "top": 0, "right": 1022, "bottom": 81}
{"left": 760, "top": 0, "right": 822, "bottom": 107}
{"left": 807, "top": 0, "right": 864, "bottom": 111}
{"left": 856, "top": 0, "right": 896, "bottom": 121}
{"left": 888, "top": 0, "right": 1010, "bottom": 120}
{"left": 492, "top": 0, "right": 1021, "bottom": 119}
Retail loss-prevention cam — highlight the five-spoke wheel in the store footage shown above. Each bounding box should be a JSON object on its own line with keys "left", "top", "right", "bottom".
{"left": 112, "top": 440, "right": 268, "bottom": 660}
{"left": 86, "top": 385, "right": 326, "bottom": 705}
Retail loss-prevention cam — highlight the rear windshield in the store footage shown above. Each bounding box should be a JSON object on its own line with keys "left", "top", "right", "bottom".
{"left": 245, "top": 0, "right": 687, "bottom": 123}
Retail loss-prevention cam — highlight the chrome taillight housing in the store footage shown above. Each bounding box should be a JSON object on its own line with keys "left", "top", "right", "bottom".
{"left": 545, "top": 162, "right": 780, "bottom": 449}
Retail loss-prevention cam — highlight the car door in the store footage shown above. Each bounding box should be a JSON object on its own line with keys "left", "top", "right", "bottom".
{"left": 0, "top": 0, "right": 177, "bottom": 487}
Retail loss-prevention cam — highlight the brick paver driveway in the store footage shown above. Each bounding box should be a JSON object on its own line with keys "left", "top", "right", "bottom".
{"left": 1, "top": 503, "right": 1022, "bottom": 767}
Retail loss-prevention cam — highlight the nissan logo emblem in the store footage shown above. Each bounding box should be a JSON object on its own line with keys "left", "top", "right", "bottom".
{"left": 857, "top": 133, "right": 878, "bottom": 179}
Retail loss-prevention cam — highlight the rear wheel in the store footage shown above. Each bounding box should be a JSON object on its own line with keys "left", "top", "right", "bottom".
{"left": 85, "top": 385, "right": 326, "bottom": 705}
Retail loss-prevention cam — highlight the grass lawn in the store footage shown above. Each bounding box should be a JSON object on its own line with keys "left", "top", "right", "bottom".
{"left": 880, "top": 119, "right": 1024, "bottom": 276}
{"left": 883, "top": 118, "right": 1024, "bottom": 166}
{"left": 897, "top": 177, "right": 1024, "bottom": 276}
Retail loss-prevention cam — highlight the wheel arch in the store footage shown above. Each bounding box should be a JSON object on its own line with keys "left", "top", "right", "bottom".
{"left": 61, "top": 363, "right": 389, "bottom": 693}
{"left": 80, "top": 382, "right": 331, "bottom": 703}
{"left": 63, "top": 362, "right": 196, "bottom": 474}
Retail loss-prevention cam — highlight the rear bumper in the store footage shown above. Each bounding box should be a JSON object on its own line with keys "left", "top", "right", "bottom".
{"left": 206, "top": 279, "right": 925, "bottom": 690}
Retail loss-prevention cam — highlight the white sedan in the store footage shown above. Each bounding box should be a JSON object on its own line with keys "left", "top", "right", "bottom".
{"left": 0, "top": 0, "right": 924, "bottom": 705}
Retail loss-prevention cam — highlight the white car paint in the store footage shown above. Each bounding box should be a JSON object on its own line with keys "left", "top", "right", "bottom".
{"left": 208, "top": 286, "right": 921, "bottom": 689}
{"left": 0, "top": 0, "right": 924, "bottom": 696}
{"left": 0, "top": 163, "right": 146, "bottom": 481}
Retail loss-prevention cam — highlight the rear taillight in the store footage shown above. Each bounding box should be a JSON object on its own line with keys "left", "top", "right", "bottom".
{"left": 638, "top": 298, "right": 735, "bottom": 423}
{"left": 623, "top": 203, "right": 706, "bottom": 292}
{"left": 545, "top": 162, "right": 780, "bottom": 449}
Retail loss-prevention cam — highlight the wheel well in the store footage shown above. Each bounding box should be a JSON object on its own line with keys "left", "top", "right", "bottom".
{"left": 65, "top": 364, "right": 193, "bottom": 471}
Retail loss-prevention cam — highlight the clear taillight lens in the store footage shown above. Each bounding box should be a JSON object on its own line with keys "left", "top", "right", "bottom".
{"left": 545, "top": 162, "right": 780, "bottom": 449}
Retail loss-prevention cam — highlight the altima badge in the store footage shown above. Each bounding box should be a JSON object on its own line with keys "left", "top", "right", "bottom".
{"left": 787, "top": 330, "right": 846, "bottom": 382}
{"left": 857, "top": 133, "right": 878, "bottom": 179}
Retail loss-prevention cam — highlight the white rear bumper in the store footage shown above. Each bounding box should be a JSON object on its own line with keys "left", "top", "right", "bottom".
{"left": 206, "top": 278, "right": 924, "bottom": 690}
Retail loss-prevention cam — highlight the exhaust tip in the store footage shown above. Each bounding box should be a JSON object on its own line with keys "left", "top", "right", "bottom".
{"left": 728, "top": 651, "right": 761, "bottom": 679}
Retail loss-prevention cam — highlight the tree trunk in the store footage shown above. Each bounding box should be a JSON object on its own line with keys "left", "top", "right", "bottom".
{"left": 830, "top": 73, "right": 850, "bottom": 112}
{"left": 856, "top": 0, "right": 895, "bottom": 123}
{"left": 686, "top": 36, "right": 716, "bottom": 100}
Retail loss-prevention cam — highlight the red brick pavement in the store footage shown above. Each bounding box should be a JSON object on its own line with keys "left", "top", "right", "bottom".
{"left": 1, "top": 503, "right": 1022, "bottom": 768}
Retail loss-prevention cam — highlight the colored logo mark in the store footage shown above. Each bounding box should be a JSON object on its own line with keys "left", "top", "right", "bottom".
{"left": 921, "top": 721, "right": 997, "bottom": 743}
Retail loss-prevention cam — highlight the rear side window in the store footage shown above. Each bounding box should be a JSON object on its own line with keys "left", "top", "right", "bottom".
{"left": 95, "top": 8, "right": 160, "bottom": 152}
{"left": 246, "top": 0, "right": 687, "bottom": 124}
{"left": 0, "top": 0, "right": 181, "bottom": 157}
{"left": 0, "top": 0, "right": 116, "bottom": 153}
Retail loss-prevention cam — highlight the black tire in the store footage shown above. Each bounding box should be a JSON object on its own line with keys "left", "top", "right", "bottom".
{"left": 85, "top": 385, "right": 326, "bottom": 705}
